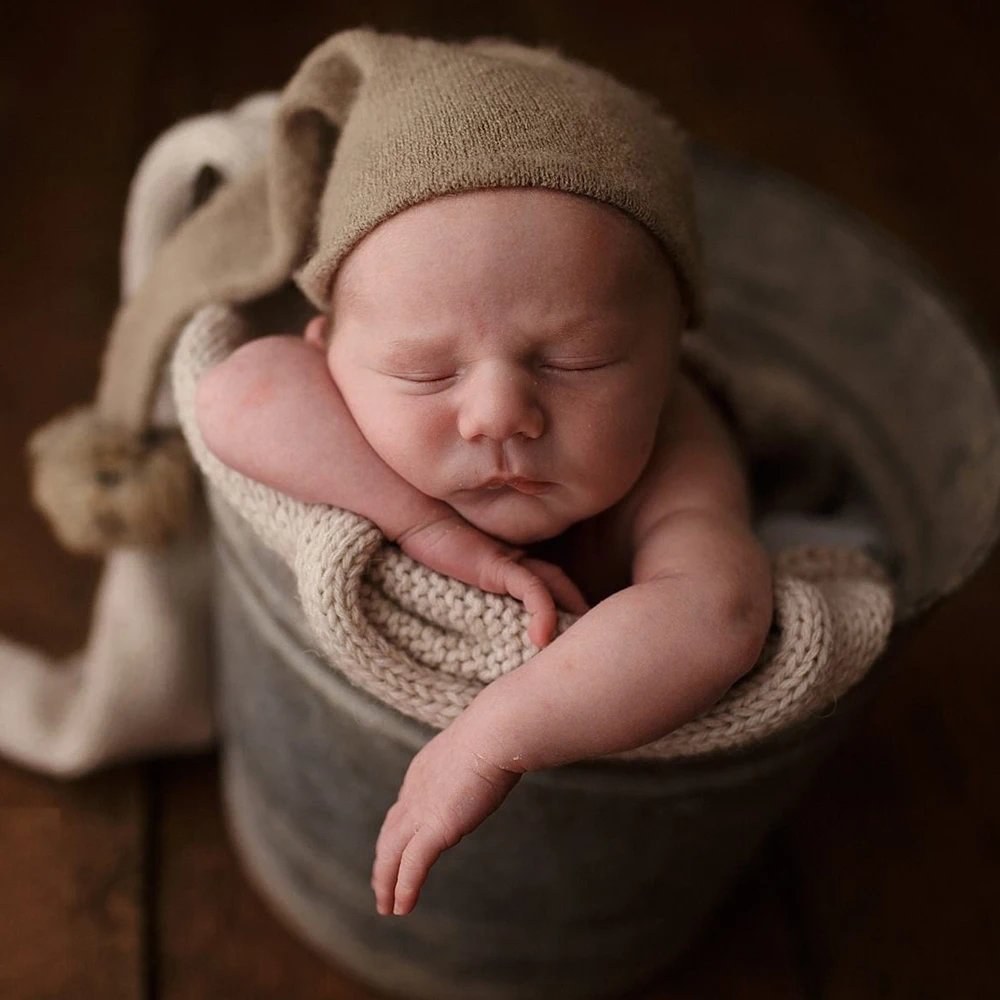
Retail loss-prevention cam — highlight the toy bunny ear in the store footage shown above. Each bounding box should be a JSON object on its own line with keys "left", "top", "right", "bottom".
{"left": 28, "top": 29, "right": 376, "bottom": 555}
{"left": 98, "top": 31, "right": 376, "bottom": 432}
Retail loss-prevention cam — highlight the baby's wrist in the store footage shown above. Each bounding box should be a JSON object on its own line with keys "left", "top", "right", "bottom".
{"left": 451, "top": 676, "right": 546, "bottom": 774}
{"left": 390, "top": 497, "right": 461, "bottom": 547}
{"left": 447, "top": 701, "right": 533, "bottom": 777}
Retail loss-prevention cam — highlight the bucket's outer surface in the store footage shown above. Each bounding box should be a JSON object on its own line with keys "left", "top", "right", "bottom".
{"left": 212, "top": 494, "right": 878, "bottom": 1000}
{"left": 208, "top": 145, "right": 1000, "bottom": 1000}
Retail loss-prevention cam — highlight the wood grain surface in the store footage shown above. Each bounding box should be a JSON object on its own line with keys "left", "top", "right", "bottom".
{"left": 1, "top": 2, "right": 997, "bottom": 998}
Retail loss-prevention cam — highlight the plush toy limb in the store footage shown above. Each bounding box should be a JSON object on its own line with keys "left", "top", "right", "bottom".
{"left": 0, "top": 512, "right": 214, "bottom": 776}
{"left": 26, "top": 93, "right": 279, "bottom": 559}
{"left": 0, "top": 94, "right": 278, "bottom": 775}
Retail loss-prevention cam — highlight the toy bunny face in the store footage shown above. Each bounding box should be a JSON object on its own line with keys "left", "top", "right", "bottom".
{"left": 309, "top": 187, "right": 686, "bottom": 545}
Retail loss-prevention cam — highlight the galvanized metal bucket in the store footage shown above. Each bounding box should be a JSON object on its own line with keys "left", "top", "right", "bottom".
{"left": 208, "top": 146, "right": 1000, "bottom": 999}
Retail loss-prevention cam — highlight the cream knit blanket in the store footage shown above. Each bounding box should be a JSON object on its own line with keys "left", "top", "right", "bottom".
{"left": 0, "top": 93, "right": 894, "bottom": 775}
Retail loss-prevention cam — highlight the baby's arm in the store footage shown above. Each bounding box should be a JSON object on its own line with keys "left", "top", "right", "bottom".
{"left": 372, "top": 375, "right": 774, "bottom": 915}
{"left": 195, "top": 335, "right": 586, "bottom": 645}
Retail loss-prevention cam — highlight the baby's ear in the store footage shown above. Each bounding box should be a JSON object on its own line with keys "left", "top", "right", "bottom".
{"left": 304, "top": 314, "right": 330, "bottom": 349}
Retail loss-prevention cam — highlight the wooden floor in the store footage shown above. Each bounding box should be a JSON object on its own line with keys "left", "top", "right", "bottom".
{"left": 1, "top": 2, "right": 998, "bottom": 997}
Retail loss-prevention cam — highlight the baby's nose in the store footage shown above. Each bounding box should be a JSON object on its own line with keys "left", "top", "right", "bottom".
{"left": 456, "top": 365, "right": 544, "bottom": 442}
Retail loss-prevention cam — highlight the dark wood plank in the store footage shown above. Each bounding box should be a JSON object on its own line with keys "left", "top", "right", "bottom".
{"left": 0, "top": 768, "right": 147, "bottom": 1000}
{"left": 153, "top": 757, "right": 375, "bottom": 1000}
{"left": 0, "top": 5, "right": 153, "bottom": 999}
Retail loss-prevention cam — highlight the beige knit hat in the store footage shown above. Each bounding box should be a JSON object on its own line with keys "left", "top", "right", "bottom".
{"left": 27, "top": 28, "right": 705, "bottom": 555}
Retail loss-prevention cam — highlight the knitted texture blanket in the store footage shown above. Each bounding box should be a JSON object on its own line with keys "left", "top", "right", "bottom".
{"left": 0, "top": 92, "right": 894, "bottom": 775}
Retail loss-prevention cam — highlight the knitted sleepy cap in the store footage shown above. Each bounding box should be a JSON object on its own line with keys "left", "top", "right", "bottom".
{"left": 294, "top": 32, "right": 706, "bottom": 319}
{"left": 94, "top": 28, "right": 705, "bottom": 436}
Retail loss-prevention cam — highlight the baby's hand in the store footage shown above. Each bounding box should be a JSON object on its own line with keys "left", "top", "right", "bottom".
{"left": 482, "top": 551, "right": 589, "bottom": 647}
{"left": 397, "top": 513, "right": 589, "bottom": 647}
{"left": 372, "top": 723, "right": 522, "bottom": 916}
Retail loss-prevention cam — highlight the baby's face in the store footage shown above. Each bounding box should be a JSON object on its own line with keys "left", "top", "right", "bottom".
{"left": 311, "top": 188, "right": 686, "bottom": 545}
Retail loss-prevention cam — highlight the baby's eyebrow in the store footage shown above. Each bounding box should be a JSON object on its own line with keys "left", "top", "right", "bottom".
{"left": 378, "top": 319, "right": 625, "bottom": 365}
{"left": 380, "top": 338, "right": 451, "bottom": 366}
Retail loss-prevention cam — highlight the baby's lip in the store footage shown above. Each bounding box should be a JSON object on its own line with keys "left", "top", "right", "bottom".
{"left": 478, "top": 476, "right": 553, "bottom": 495}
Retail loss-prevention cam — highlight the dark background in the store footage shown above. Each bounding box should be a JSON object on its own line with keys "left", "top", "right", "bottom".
{"left": 1, "top": 2, "right": 998, "bottom": 997}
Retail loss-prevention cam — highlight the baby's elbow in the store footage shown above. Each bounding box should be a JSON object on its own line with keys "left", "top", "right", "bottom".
{"left": 193, "top": 338, "right": 283, "bottom": 458}
{"left": 194, "top": 359, "right": 268, "bottom": 471}
{"left": 713, "top": 553, "right": 774, "bottom": 681}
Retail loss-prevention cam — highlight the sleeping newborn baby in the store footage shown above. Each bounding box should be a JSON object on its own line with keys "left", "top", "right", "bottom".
{"left": 182, "top": 29, "right": 774, "bottom": 917}
{"left": 196, "top": 185, "right": 772, "bottom": 915}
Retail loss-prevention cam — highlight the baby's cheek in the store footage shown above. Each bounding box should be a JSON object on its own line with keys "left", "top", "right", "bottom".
{"left": 361, "top": 398, "right": 453, "bottom": 489}
{"left": 561, "top": 413, "right": 660, "bottom": 509}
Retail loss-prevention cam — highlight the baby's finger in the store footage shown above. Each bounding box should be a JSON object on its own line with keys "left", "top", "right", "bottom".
{"left": 520, "top": 558, "right": 589, "bottom": 615}
{"left": 392, "top": 825, "right": 449, "bottom": 916}
{"left": 528, "top": 604, "right": 557, "bottom": 648}
{"left": 500, "top": 563, "right": 558, "bottom": 646}
{"left": 372, "top": 805, "right": 411, "bottom": 916}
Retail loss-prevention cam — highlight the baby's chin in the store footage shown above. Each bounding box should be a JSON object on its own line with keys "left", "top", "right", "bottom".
{"left": 448, "top": 491, "right": 577, "bottom": 546}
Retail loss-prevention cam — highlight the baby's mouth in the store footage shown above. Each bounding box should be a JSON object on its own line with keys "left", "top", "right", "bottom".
{"left": 477, "top": 477, "right": 552, "bottom": 496}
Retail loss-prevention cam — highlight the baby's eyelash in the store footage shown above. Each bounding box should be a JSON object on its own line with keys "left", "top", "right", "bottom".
{"left": 541, "top": 362, "right": 612, "bottom": 373}
{"left": 390, "top": 361, "right": 615, "bottom": 384}
{"left": 394, "top": 373, "right": 456, "bottom": 384}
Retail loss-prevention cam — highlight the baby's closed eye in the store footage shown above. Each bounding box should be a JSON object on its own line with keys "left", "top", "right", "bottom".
{"left": 385, "top": 358, "right": 621, "bottom": 384}
{"left": 539, "top": 359, "right": 619, "bottom": 373}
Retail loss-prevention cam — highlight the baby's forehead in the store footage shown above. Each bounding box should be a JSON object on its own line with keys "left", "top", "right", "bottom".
{"left": 330, "top": 188, "right": 676, "bottom": 315}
